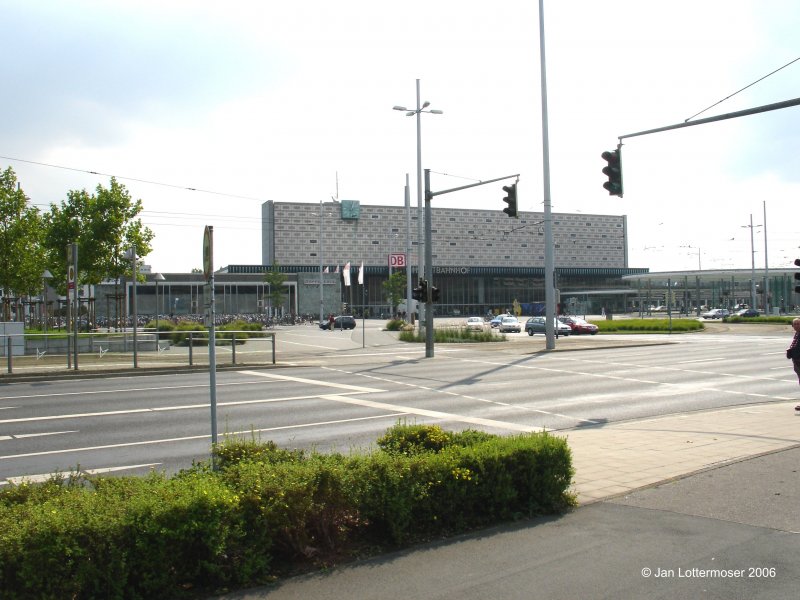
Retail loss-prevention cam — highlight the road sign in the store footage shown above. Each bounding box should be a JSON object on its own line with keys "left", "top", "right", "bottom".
{"left": 389, "top": 253, "right": 406, "bottom": 268}
{"left": 203, "top": 225, "right": 213, "bottom": 281}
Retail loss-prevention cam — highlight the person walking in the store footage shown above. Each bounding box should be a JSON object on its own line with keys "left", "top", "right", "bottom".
{"left": 786, "top": 317, "right": 800, "bottom": 411}
{"left": 328, "top": 313, "right": 335, "bottom": 331}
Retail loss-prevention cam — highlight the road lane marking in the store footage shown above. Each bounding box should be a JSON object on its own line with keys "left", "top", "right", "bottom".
{"left": 0, "top": 413, "right": 405, "bottom": 462}
{"left": 238, "top": 369, "right": 384, "bottom": 393}
{"left": 8, "top": 431, "right": 78, "bottom": 439}
{"left": 0, "top": 393, "right": 365, "bottom": 425}
{"left": 316, "top": 394, "right": 543, "bottom": 432}
{"left": 323, "top": 366, "right": 599, "bottom": 426}
{"left": 2, "top": 463, "right": 162, "bottom": 486}
{"left": 0, "top": 379, "right": 282, "bottom": 401}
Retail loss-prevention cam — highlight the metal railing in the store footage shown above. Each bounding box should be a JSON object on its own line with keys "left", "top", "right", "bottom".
{"left": 1, "top": 329, "right": 276, "bottom": 376}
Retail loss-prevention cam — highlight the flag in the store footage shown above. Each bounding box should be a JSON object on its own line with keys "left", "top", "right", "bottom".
{"left": 323, "top": 266, "right": 329, "bottom": 273}
{"left": 343, "top": 261, "right": 351, "bottom": 287}
{"left": 358, "top": 261, "right": 364, "bottom": 285}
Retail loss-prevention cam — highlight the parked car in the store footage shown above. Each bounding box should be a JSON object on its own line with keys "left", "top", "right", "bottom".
{"left": 558, "top": 316, "right": 598, "bottom": 335}
{"left": 465, "top": 316, "right": 485, "bottom": 331}
{"left": 733, "top": 308, "right": 760, "bottom": 318}
{"left": 701, "top": 308, "right": 730, "bottom": 319}
{"left": 320, "top": 315, "right": 357, "bottom": 330}
{"left": 526, "top": 316, "right": 572, "bottom": 336}
{"left": 489, "top": 315, "right": 505, "bottom": 328}
{"left": 498, "top": 316, "right": 521, "bottom": 333}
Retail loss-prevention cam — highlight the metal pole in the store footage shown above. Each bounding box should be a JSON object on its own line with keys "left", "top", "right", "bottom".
{"left": 131, "top": 245, "right": 138, "bottom": 368}
{"left": 763, "top": 200, "right": 770, "bottom": 314}
{"left": 749, "top": 214, "right": 757, "bottom": 310}
{"left": 424, "top": 169, "right": 434, "bottom": 358}
{"left": 71, "top": 243, "right": 79, "bottom": 370}
{"left": 416, "top": 79, "right": 425, "bottom": 330}
{"left": 539, "top": 0, "right": 556, "bottom": 349}
{"left": 319, "top": 199, "right": 324, "bottom": 325}
{"left": 405, "top": 174, "right": 413, "bottom": 323}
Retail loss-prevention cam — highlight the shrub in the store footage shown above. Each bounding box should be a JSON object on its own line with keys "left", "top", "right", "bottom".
{"left": 399, "top": 327, "right": 505, "bottom": 343}
{"left": 0, "top": 426, "right": 574, "bottom": 597}
{"left": 171, "top": 321, "right": 208, "bottom": 346}
{"left": 377, "top": 422, "right": 454, "bottom": 455}
{"left": 594, "top": 318, "right": 703, "bottom": 333}
{"left": 385, "top": 319, "right": 405, "bottom": 331}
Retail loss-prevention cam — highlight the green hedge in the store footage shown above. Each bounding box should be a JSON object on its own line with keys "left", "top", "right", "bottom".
{"left": 0, "top": 426, "right": 574, "bottom": 599}
{"left": 399, "top": 327, "right": 504, "bottom": 343}
{"left": 593, "top": 318, "right": 704, "bottom": 333}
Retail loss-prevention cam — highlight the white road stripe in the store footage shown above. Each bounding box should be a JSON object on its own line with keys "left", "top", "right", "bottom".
{"left": 0, "top": 393, "right": 353, "bottom": 425}
{"left": 12, "top": 431, "right": 78, "bottom": 439}
{"left": 3, "top": 463, "right": 162, "bottom": 485}
{"left": 317, "top": 394, "right": 544, "bottom": 433}
{"left": 238, "top": 369, "right": 384, "bottom": 393}
{"left": 0, "top": 413, "right": 405, "bottom": 461}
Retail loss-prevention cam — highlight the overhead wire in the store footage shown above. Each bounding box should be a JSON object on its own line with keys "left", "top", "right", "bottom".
{"left": 685, "top": 56, "right": 800, "bottom": 122}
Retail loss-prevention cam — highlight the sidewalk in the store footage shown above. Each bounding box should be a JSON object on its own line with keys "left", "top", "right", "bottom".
{"left": 215, "top": 401, "right": 800, "bottom": 600}
{"left": 566, "top": 399, "right": 800, "bottom": 503}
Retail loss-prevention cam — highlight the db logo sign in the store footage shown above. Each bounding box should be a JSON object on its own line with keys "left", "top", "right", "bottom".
{"left": 388, "top": 253, "right": 406, "bottom": 268}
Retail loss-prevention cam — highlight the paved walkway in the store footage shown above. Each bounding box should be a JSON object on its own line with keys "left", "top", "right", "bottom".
{"left": 565, "top": 399, "right": 800, "bottom": 503}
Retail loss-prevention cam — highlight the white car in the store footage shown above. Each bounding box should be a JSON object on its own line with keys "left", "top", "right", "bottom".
{"left": 498, "top": 316, "right": 521, "bottom": 333}
{"left": 465, "top": 317, "right": 485, "bottom": 331}
{"left": 701, "top": 308, "right": 730, "bottom": 319}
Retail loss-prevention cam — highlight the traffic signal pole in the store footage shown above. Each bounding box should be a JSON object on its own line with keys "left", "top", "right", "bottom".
{"left": 618, "top": 96, "right": 800, "bottom": 142}
{"left": 424, "top": 169, "right": 520, "bottom": 358}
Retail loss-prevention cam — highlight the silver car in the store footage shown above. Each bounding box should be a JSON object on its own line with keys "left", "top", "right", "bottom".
{"left": 498, "top": 316, "right": 521, "bottom": 333}
{"left": 525, "top": 316, "right": 572, "bottom": 336}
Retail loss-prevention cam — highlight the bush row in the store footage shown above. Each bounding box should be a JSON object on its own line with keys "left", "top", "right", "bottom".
{"left": 148, "top": 320, "right": 266, "bottom": 346}
{"left": 593, "top": 318, "right": 704, "bottom": 333}
{"left": 0, "top": 424, "right": 574, "bottom": 599}
{"left": 398, "top": 327, "right": 504, "bottom": 343}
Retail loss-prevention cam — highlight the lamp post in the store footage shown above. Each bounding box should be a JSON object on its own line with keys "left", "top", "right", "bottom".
{"left": 154, "top": 272, "right": 165, "bottom": 342}
{"left": 314, "top": 201, "right": 337, "bottom": 325}
{"left": 126, "top": 246, "right": 138, "bottom": 368}
{"left": 41, "top": 269, "right": 52, "bottom": 334}
{"left": 741, "top": 214, "right": 762, "bottom": 311}
{"left": 394, "top": 80, "right": 443, "bottom": 330}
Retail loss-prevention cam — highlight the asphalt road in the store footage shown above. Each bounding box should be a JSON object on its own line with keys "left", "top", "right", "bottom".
{"left": 0, "top": 322, "right": 795, "bottom": 485}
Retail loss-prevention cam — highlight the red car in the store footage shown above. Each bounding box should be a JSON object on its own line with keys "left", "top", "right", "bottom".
{"left": 558, "top": 316, "right": 598, "bottom": 335}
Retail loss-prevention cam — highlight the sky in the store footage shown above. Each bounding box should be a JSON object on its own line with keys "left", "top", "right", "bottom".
{"left": 1, "top": 0, "right": 798, "bottom": 274}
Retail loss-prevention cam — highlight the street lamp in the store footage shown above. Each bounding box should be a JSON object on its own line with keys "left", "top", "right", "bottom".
{"left": 42, "top": 269, "right": 52, "bottom": 334}
{"left": 394, "top": 79, "right": 443, "bottom": 329}
{"left": 314, "top": 201, "right": 338, "bottom": 324}
{"left": 741, "top": 215, "right": 762, "bottom": 311}
{"left": 154, "top": 272, "right": 165, "bottom": 342}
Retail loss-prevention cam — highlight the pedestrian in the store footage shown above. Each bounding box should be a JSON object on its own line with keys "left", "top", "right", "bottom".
{"left": 786, "top": 317, "right": 800, "bottom": 411}
{"left": 328, "top": 313, "right": 335, "bottom": 331}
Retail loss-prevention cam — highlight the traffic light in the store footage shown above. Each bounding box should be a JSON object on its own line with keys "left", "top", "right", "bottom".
{"left": 601, "top": 148, "right": 623, "bottom": 197}
{"left": 502, "top": 183, "right": 518, "bottom": 218}
{"left": 412, "top": 279, "right": 428, "bottom": 302}
{"left": 794, "top": 258, "right": 800, "bottom": 293}
{"left": 430, "top": 285, "right": 440, "bottom": 302}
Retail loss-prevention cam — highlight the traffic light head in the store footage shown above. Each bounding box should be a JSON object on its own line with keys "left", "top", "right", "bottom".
{"left": 795, "top": 258, "right": 800, "bottom": 293}
{"left": 412, "top": 279, "right": 429, "bottom": 302}
{"left": 502, "top": 183, "right": 518, "bottom": 218}
{"left": 430, "top": 286, "right": 440, "bottom": 302}
{"left": 601, "top": 149, "right": 623, "bottom": 197}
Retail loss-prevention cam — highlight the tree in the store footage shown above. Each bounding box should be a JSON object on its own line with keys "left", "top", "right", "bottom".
{"left": 0, "top": 167, "right": 46, "bottom": 320}
{"left": 42, "top": 177, "right": 154, "bottom": 294}
{"left": 263, "top": 263, "right": 287, "bottom": 315}
{"left": 382, "top": 271, "right": 407, "bottom": 316}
